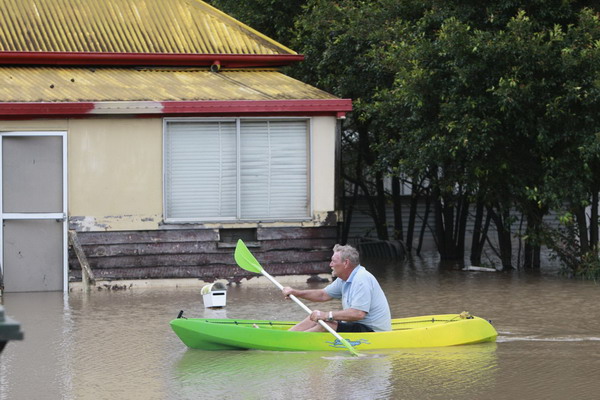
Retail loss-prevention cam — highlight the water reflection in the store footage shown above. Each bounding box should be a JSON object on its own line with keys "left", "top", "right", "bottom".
{"left": 0, "top": 292, "right": 74, "bottom": 400}
{"left": 387, "top": 344, "right": 497, "bottom": 399}
{"left": 173, "top": 349, "right": 392, "bottom": 400}
{"left": 172, "top": 343, "right": 496, "bottom": 400}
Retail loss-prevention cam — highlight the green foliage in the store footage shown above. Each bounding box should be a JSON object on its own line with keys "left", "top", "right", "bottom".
{"left": 546, "top": 217, "right": 600, "bottom": 281}
{"left": 205, "top": 0, "right": 307, "bottom": 46}
{"left": 358, "top": 1, "right": 600, "bottom": 268}
{"left": 574, "top": 250, "right": 600, "bottom": 281}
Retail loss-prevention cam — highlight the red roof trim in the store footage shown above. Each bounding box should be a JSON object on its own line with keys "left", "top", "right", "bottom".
{"left": 0, "top": 99, "right": 352, "bottom": 118}
{"left": 0, "top": 102, "right": 96, "bottom": 116}
{"left": 0, "top": 51, "right": 304, "bottom": 67}
{"left": 161, "top": 100, "right": 352, "bottom": 114}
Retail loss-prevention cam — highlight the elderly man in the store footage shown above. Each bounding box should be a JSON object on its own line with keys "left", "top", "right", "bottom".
{"left": 282, "top": 244, "right": 391, "bottom": 332}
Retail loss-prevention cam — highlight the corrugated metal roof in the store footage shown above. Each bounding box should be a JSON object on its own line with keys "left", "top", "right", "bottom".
{"left": 0, "top": 67, "right": 337, "bottom": 102}
{"left": 0, "top": 0, "right": 296, "bottom": 55}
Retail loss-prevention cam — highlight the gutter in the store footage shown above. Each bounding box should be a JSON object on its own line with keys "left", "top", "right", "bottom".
{"left": 0, "top": 99, "right": 352, "bottom": 119}
{"left": 0, "top": 51, "right": 305, "bottom": 68}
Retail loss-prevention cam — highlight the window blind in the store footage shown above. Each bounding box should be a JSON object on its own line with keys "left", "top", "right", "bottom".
{"left": 165, "top": 121, "right": 237, "bottom": 219}
{"left": 165, "top": 119, "right": 309, "bottom": 221}
{"left": 240, "top": 120, "right": 308, "bottom": 219}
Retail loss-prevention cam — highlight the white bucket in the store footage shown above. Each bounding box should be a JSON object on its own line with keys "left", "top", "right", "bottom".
{"left": 201, "top": 282, "right": 227, "bottom": 308}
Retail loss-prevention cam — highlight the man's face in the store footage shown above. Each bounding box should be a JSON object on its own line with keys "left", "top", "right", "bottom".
{"left": 329, "top": 251, "right": 346, "bottom": 278}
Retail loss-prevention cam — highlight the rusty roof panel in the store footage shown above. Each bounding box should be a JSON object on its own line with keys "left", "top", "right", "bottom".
{"left": 0, "top": 0, "right": 296, "bottom": 55}
{"left": 0, "top": 67, "right": 338, "bottom": 102}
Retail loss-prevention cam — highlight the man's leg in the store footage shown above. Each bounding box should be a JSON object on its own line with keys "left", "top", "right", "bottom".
{"left": 288, "top": 315, "right": 318, "bottom": 331}
{"left": 305, "top": 320, "right": 338, "bottom": 332}
{"left": 288, "top": 316, "right": 338, "bottom": 332}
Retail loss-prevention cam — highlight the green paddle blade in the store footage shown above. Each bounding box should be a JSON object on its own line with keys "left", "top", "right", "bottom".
{"left": 234, "top": 239, "right": 264, "bottom": 274}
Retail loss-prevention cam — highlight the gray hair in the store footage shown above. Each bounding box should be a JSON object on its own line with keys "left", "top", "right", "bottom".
{"left": 333, "top": 244, "right": 360, "bottom": 266}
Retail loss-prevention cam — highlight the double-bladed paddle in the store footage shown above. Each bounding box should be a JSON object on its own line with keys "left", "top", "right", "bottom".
{"left": 234, "top": 239, "right": 360, "bottom": 357}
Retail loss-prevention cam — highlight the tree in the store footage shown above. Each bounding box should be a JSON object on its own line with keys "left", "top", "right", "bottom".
{"left": 361, "top": 2, "right": 600, "bottom": 268}
{"left": 205, "top": 0, "right": 307, "bottom": 47}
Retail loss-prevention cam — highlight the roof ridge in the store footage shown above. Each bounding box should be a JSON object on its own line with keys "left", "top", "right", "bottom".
{"left": 186, "top": 0, "right": 298, "bottom": 56}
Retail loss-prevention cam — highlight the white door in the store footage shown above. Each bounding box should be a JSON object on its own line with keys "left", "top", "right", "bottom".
{"left": 1, "top": 132, "right": 67, "bottom": 292}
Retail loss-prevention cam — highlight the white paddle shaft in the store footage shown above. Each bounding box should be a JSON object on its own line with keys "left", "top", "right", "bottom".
{"left": 260, "top": 269, "right": 357, "bottom": 352}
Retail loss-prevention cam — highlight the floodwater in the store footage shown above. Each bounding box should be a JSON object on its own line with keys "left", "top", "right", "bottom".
{"left": 1, "top": 257, "right": 600, "bottom": 400}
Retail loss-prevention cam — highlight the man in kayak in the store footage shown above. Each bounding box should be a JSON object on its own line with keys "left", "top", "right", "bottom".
{"left": 282, "top": 244, "right": 391, "bottom": 332}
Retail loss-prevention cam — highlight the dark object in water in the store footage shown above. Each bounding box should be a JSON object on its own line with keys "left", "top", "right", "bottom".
{"left": 358, "top": 238, "right": 405, "bottom": 260}
{"left": 0, "top": 306, "right": 24, "bottom": 354}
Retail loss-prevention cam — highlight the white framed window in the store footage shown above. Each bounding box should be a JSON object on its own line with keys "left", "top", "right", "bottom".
{"left": 164, "top": 118, "right": 311, "bottom": 222}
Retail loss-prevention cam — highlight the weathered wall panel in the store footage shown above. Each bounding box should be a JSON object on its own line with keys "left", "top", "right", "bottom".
{"left": 68, "top": 227, "right": 337, "bottom": 282}
{"left": 69, "top": 261, "right": 332, "bottom": 282}
{"left": 75, "top": 229, "right": 219, "bottom": 245}
{"left": 257, "top": 227, "right": 336, "bottom": 240}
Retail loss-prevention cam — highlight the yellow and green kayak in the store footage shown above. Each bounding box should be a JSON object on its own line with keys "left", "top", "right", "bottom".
{"left": 170, "top": 313, "right": 497, "bottom": 352}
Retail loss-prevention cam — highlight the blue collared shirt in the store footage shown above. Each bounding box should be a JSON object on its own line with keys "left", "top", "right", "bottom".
{"left": 324, "top": 265, "right": 391, "bottom": 332}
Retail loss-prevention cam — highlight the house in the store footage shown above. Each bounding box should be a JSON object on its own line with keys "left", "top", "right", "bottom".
{"left": 0, "top": 0, "right": 351, "bottom": 292}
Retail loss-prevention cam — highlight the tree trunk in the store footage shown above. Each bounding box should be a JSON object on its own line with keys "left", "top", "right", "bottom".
{"left": 416, "top": 192, "right": 432, "bottom": 255}
{"left": 374, "top": 171, "right": 389, "bottom": 240}
{"left": 590, "top": 190, "right": 599, "bottom": 249}
{"left": 455, "top": 194, "right": 469, "bottom": 260}
{"left": 574, "top": 205, "right": 590, "bottom": 254}
{"left": 489, "top": 206, "right": 513, "bottom": 269}
{"left": 434, "top": 187, "right": 446, "bottom": 257}
{"left": 522, "top": 206, "right": 545, "bottom": 270}
{"left": 433, "top": 188, "right": 466, "bottom": 261}
{"left": 391, "top": 176, "right": 404, "bottom": 241}
{"left": 406, "top": 180, "right": 420, "bottom": 252}
{"left": 470, "top": 199, "right": 485, "bottom": 265}
{"left": 442, "top": 198, "right": 455, "bottom": 258}
{"left": 523, "top": 242, "right": 541, "bottom": 269}
{"left": 341, "top": 182, "right": 360, "bottom": 244}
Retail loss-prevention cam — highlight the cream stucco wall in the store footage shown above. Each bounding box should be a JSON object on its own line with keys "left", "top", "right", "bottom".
{"left": 2, "top": 116, "right": 338, "bottom": 231}
{"left": 0, "top": 120, "right": 70, "bottom": 131}
{"left": 68, "top": 118, "right": 163, "bottom": 230}
{"left": 311, "top": 116, "right": 336, "bottom": 215}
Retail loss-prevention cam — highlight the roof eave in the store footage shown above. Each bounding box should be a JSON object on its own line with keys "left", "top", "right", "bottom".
{"left": 0, "top": 99, "right": 352, "bottom": 119}
{"left": 0, "top": 51, "right": 304, "bottom": 68}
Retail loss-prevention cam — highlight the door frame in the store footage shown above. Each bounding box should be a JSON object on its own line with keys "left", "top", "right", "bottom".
{"left": 0, "top": 131, "right": 68, "bottom": 292}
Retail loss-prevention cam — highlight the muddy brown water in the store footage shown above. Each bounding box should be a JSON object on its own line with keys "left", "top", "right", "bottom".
{"left": 1, "top": 257, "right": 599, "bottom": 399}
